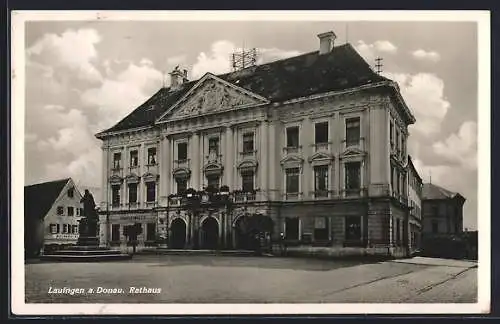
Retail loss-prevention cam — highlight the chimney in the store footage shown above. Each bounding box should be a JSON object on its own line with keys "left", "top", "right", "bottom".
{"left": 169, "top": 66, "right": 187, "bottom": 90}
{"left": 317, "top": 31, "right": 337, "bottom": 55}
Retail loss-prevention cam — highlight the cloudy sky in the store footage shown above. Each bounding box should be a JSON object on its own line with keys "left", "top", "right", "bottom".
{"left": 23, "top": 18, "right": 479, "bottom": 229}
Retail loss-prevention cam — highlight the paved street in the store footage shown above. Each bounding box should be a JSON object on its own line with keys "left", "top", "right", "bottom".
{"left": 25, "top": 255, "right": 477, "bottom": 303}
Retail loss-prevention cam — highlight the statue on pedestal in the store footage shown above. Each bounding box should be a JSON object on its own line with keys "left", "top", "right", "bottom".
{"left": 77, "top": 189, "right": 99, "bottom": 246}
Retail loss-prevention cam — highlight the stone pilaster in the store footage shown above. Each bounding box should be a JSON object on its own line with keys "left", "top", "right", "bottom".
{"left": 225, "top": 127, "right": 234, "bottom": 188}
{"left": 191, "top": 133, "right": 200, "bottom": 190}
{"left": 259, "top": 121, "right": 268, "bottom": 192}
{"left": 268, "top": 122, "right": 277, "bottom": 200}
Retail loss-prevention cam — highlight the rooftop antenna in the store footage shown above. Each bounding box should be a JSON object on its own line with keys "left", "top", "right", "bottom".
{"left": 429, "top": 171, "right": 432, "bottom": 184}
{"left": 230, "top": 43, "right": 258, "bottom": 71}
{"left": 375, "top": 57, "right": 383, "bottom": 74}
{"left": 345, "top": 23, "right": 349, "bottom": 44}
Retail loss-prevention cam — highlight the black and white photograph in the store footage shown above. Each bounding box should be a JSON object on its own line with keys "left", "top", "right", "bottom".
{"left": 11, "top": 10, "right": 490, "bottom": 315}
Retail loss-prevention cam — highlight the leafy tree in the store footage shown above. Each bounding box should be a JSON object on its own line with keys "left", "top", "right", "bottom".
{"left": 123, "top": 223, "right": 143, "bottom": 254}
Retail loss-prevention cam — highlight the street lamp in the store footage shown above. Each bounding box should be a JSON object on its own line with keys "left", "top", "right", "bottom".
{"left": 219, "top": 185, "right": 231, "bottom": 249}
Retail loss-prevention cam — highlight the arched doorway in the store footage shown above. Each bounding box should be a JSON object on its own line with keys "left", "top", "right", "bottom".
{"left": 234, "top": 216, "right": 252, "bottom": 250}
{"left": 170, "top": 218, "right": 186, "bottom": 249}
{"left": 200, "top": 217, "right": 219, "bottom": 249}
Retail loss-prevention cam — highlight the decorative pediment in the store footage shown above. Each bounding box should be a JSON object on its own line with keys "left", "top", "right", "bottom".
{"left": 339, "top": 148, "right": 365, "bottom": 161}
{"left": 109, "top": 175, "right": 123, "bottom": 185}
{"left": 125, "top": 174, "right": 140, "bottom": 184}
{"left": 172, "top": 167, "right": 191, "bottom": 179}
{"left": 280, "top": 155, "right": 304, "bottom": 168}
{"left": 142, "top": 172, "right": 159, "bottom": 183}
{"left": 237, "top": 160, "right": 258, "bottom": 172}
{"left": 158, "top": 74, "right": 268, "bottom": 121}
{"left": 204, "top": 163, "right": 224, "bottom": 176}
{"left": 308, "top": 152, "right": 334, "bottom": 165}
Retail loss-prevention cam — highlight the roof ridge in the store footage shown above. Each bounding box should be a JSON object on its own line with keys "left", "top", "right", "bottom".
{"left": 25, "top": 178, "right": 70, "bottom": 188}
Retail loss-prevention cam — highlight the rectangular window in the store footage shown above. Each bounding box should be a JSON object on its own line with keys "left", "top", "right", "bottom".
{"left": 112, "top": 224, "right": 120, "bottom": 241}
{"left": 130, "top": 150, "right": 138, "bottom": 167}
{"left": 285, "top": 217, "right": 300, "bottom": 240}
{"left": 432, "top": 220, "right": 439, "bottom": 234}
{"left": 177, "top": 142, "right": 188, "bottom": 161}
{"left": 57, "top": 206, "right": 64, "bottom": 215}
{"left": 243, "top": 132, "right": 254, "bottom": 153}
{"left": 390, "top": 166, "right": 395, "bottom": 193}
{"left": 147, "top": 223, "right": 156, "bottom": 241}
{"left": 345, "top": 216, "right": 361, "bottom": 241}
{"left": 147, "top": 147, "right": 157, "bottom": 165}
{"left": 80, "top": 208, "right": 84, "bottom": 216}
{"left": 208, "top": 137, "right": 220, "bottom": 156}
{"left": 314, "top": 217, "right": 329, "bottom": 240}
{"left": 390, "top": 121, "right": 394, "bottom": 144}
{"left": 128, "top": 183, "right": 138, "bottom": 203}
{"left": 206, "top": 175, "right": 220, "bottom": 190}
{"left": 286, "top": 126, "right": 299, "bottom": 148}
{"left": 113, "top": 152, "right": 121, "bottom": 169}
{"left": 315, "top": 122, "right": 329, "bottom": 144}
{"left": 346, "top": 117, "right": 360, "bottom": 146}
{"left": 396, "top": 218, "right": 401, "bottom": 243}
{"left": 62, "top": 224, "right": 68, "bottom": 233}
{"left": 345, "top": 162, "right": 361, "bottom": 193}
{"left": 72, "top": 225, "right": 78, "bottom": 234}
{"left": 314, "top": 165, "right": 328, "bottom": 197}
{"left": 50, "top": 224, "right": 57, "bottom": 234}
{"left": 146, "top": 182, "right": 156, "bottom": 202}
{"left": 241, "top": 171, "right": 254, "bottom": 192}
{"left": 67, "top": 188, "right": 74, "bottom": 198}
{"left": 67, "top": 207, "right": 74, "bottom": 216}
{"left": 401, "top": 137, "right": 406, "bottom": 158}
{"left": 396, "top": 130, "right": 400, "bottom": 153}
{"left": 112, "top": 185, "right": 121, "bottom": 207}
{"left": 176, "top": 178, "right": 187, "bottom": 194}
{"left": 285, "top": 168, "right": 300, "bottom": 194}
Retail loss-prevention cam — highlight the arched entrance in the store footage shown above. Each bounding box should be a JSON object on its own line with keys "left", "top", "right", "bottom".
{"left": 170, "top": 218, "right": 186, "bottom": 249}
{"left": 234, "top": 216, "right": 252, "bottom": 250}
{"left": 200, "top": 217, "right": 219, "bottom": 249}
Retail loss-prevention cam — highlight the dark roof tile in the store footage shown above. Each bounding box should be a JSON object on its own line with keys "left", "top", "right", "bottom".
{"left": 99, "top": 43, "right": 386, "bottom": 135}
{"left": 25, "top": 178, "right": 70, "bottom": 221}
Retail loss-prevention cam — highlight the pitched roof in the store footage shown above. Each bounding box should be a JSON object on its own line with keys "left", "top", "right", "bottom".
{"left": 422, "top": 183, "right": 461, "bottom": 200}
{"left": 99, "top": 43, "right": 387, "bottom": 134}
{"left": 407, "top": 155, "right": 422, "bottom": 183}
{"left": 24, "top": 178, "right": 70, "bottom": 221}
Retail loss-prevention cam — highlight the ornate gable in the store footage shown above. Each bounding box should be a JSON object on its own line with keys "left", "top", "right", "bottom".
{"left": 339, "top": 148, "right": 365, "bottom": 162}
{"left": 160, "top": 74, "right": 268, "bottom": 121}
{"left": 308, "top": 152, "right": 334, "bottom": 165}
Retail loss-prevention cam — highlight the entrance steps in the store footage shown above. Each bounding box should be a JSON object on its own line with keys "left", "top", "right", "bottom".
{"left": 40, "top": 245, "right": 132, "bottom": 262}
{"left": 140, "top": 248, "right": 260, "bottom": 257}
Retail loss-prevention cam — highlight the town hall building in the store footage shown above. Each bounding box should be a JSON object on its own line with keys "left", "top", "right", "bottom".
{"left": 95, "top": 31, "right": 416, "bottom": 256}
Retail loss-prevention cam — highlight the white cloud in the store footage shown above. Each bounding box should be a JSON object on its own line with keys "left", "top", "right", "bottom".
{"left": 383, "top": 72, "right": 451, "bottom": 135}
{"left": 191, "top": 40, "right": 235, "bottom": 79}
{"left": 355, "top": 40, "right": 398, "bottom": 64}
{"left": 374, "top": 40, "right": 398, "bottom": 53}
{"left": 412, "top": 49, "right": 441, "bottom": 62}
{"left": 166, "top": 55, "right": 187, "bottom": 67}
{"left": 27, "top": 28, "right": 103, "bottom": 83}
{"left": 81, "top": 60, "right": 163, "bottom": 129}
{"left": 433, "top": 121, "right": 477, "bottom": 170}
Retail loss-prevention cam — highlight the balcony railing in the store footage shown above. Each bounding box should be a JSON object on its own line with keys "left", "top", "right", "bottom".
{"left": 145, "top": 201, "right": 158, "bottom": 208}
{"left": 239, "top": 150, "right": 257, "bottom": 159}
{"left": 145, "top": 164, "right": 158, "bottom": 174}
{"left": 174, "top": 158, "right": 190, "bottom": 169}
{"left": 312, "top": 142, "right": 331, "bottom": 152}
{"left": 205, "top": 152, "right": 223, "bottom": 163}
{"left": 283, "top": 192, "right": 303, "bottom": 200}
{"left": 340, "top": 188, "right": 367, "bottom": 198}
{"left": 111, "top": 167, "right": 123, "bottom": 177}
{"left": 283, "top": 146, "right": 302, "bottom": 154}
{"left": 233, "top": 191, "right": 257, "bottom": 202}
{"left": 126, "top": 202, "right": 140, "bottom": 209}
{"left": 310, "top": 190, "right": 335, "bottom": 199}
{"left": 128, "top": 165, "right": 140, "bottom": 174}
{"left": 341, "top": 137, "right": 365, "bottom": 151}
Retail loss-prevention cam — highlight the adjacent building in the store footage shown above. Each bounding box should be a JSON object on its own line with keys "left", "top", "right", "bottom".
{"left": 24, "top": 178, "right": 83, "bottom": 257}
{"left": 406, "top": 156, "right": 423, "bottom": 253}
{"left": 95, "top": 31, "right": 416, "bottom": 256}
{"left": 422, "top": 183, "right": 465, "bottom": 235}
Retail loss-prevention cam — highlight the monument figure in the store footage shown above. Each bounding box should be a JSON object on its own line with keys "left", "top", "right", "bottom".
{"left": 77, "top": 189, "right": 99, "bottom": 246}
